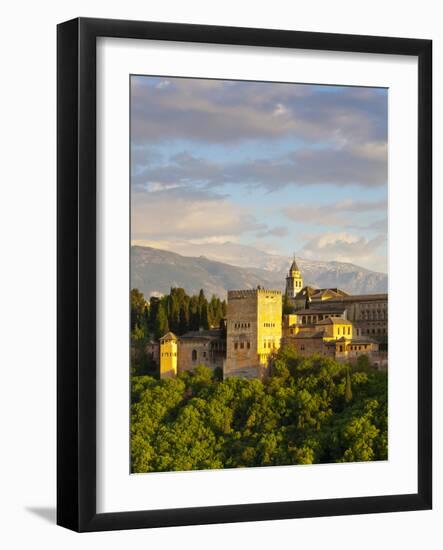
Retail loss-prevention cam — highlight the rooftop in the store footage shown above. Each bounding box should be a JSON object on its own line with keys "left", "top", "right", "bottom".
{"left": 159, "top": 331, "right": 178, "bottom": 341}
{"left": 295, "top": 308, "right": 346, "bottom": 315}
{"left": 293, "top": 330, "right": 325, "bottom": 339}
{"left": 289, "top": 258, "right": 300, "bottom": 272}
{"left": 179, "top": 329, "right": 224, "bottom": 341}
{"left": 316, "top": 317, "right": 353, "bottom": 326}
{"left": 326, "top": 293, "right": 388, "bottom": 303}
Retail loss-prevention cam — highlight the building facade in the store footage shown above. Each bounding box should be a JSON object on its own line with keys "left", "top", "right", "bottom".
{"left": 159, "top": 332, "right": 178, "bottom": 378}
{"left": 157, "top": 329, "right": 225, "bottom": 378}
{"left": 223, "top": 288, "right": 282, "bottom": 379}
{"left": 177, "top": 329, "right": 226, "bottom": 373}
{"left": 285, "top": 259, "right": 303, "bottom": 301}
{"left": 282, "top": 316, "right": 381, "bottom": 366}
{"left": 151, "top": 259, "right": 387, "bottom": 379}
{"left": 302, "top": 294, "right": 388, "bottom": 346}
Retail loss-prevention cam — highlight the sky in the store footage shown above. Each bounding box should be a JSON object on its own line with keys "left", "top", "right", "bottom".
{"left": 130, "top": 76, "right": 388, "bottom": 273}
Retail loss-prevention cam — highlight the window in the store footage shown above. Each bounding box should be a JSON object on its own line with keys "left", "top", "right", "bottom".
{"left": 240, "top": 342, "right": 244, "bottom": 349}
{"left": 348, "top": 327, "right": 351, "bottom": 335}
{"left": 192, "top": 349, "right": 197, "bottom": 361}
{"left": 234, "top": 343, "right": 238, "bottom": 350}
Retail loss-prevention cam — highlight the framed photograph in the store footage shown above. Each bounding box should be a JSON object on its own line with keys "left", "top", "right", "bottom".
{"left": 57, "top": 17, "right": 432, "bottom": 532}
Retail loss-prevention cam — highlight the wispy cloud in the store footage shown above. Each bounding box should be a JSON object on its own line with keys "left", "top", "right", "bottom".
{"left": 131, "top": 188, "right": 266, "bottom": 241}
{"left": 283, "top": 198, "right": 387, "bottom": 228}
{"left": 133, "top": 143, "right": 387, "bottom": 191}
{"left": 131, "top": 77, "right": 387, "bottom": 145}
{"left": 298, "top": 232, "right": 387, "bottom": 272}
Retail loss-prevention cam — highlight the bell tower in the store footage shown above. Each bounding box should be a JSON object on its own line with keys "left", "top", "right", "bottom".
{"left": 285, "top": 257, "right": 303, "bottom": 299}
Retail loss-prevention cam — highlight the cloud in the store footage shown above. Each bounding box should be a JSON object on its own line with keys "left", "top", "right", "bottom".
{"left": 298, "top": 232, "right": 387, "bottom": 272}
{"left": 131, "top": 188, "right": 267, "bottom": 241}
{"left": 283, "top": 198, "right": 387, "bottom": 228}
{"left": 131, "top": 77, "right": 387, "bottom": 146}
{"left": 133, "top": 142, "right": 387, "bottom": 191}
{"left": 255, "top": 226, "right": 289, "bottom": 238}
{"left": 131, "top": 78, "right": 387, "bottom": 191}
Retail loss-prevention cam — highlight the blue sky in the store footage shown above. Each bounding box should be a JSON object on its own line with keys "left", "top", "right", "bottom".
{"left": 131, "top": 76, "right": 388, "bottom": 273}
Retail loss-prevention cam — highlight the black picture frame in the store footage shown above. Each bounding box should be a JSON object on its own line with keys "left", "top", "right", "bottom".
{"left": 57, "top": 17, "right": 432, "bottom": 532}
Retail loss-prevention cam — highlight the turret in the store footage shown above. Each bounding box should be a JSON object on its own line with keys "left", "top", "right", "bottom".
{"left": 285, "top": 257, "right": 303, "bottom": 299}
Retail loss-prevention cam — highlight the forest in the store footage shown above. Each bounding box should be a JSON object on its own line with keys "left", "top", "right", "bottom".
{"left": 131, "top": 347, "right": 388, "bottom": 472}
{"left": 131, "top": 287, "right": 226, "bottom": 375}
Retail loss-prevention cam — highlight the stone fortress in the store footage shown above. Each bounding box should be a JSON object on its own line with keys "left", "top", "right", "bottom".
{"left": 149, "top": 259, "right": 388, "bottom": 379}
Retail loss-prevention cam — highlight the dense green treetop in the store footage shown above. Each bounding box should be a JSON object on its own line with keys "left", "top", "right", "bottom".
{"left": 131, "top": 347, "right": 388, "bottom": 473}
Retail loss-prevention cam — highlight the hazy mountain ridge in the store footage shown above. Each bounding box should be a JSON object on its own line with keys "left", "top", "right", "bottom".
{"left": 131, "top": 245, "right": 387, "bottom": 299}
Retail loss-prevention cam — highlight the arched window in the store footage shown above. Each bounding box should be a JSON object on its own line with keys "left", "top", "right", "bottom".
{"left": 192, "top": 349, "right": 197, "bottom": 361}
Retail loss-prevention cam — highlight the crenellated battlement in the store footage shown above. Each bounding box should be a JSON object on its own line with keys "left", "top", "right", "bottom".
{"left": 228, "top": 288, "right": 282, "bottom": 299}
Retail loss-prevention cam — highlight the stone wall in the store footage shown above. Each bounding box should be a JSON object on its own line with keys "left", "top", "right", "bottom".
{"left": 224, "top": 289, "right": 282, "bottom": 378}
{"left": 178, "top": 338, "right": 225, "bottom": 373}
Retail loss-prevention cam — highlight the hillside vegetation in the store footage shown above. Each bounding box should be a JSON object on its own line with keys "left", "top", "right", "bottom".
{"left": 131, "top": 348, "right": 388, "bottom": 472}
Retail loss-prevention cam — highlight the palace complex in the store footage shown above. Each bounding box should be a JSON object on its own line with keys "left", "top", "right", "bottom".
{"left": 148, "top": 259, "right": 388, "bottom": 379}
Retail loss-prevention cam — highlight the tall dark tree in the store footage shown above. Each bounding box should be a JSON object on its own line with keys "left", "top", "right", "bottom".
{"left": 149, "top": 297, "right": 160, "bottom": 332}
{"left": 131, "top": 288, "right": 148, "bottom": 332}
{"left": 179, "top": 302, "right": 190, "bottom": 334}
{"left": 345, "top": 366, "right": 353, "bottom": 403}
{"left": 154, "top": 303, "right": 169, "bottom": 339}
{"left": 189, "top": 295, "right": 200, "bottom": 331}
{"left": 200, "top": 302, "right": 210, "bottom": 330}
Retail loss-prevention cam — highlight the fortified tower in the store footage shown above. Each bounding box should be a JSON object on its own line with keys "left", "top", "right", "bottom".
{"left": 223, "top": 288, "right": 282, "bottom": 379}
{"left": 285, "top": 258, "right": 303, "bottom": 299}
{"left": 159, "top": 332, "right": 178, "bottom": 378}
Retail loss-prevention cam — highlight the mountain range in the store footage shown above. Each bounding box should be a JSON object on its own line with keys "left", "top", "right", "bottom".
{"left": 131, "top": 244, "right": 387, "bottom": 299}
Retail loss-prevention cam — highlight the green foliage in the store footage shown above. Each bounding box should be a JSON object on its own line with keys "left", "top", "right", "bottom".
{"left": 131, "top": 288, "right": 149, "bottom": 332}
{"left": 154, "top": 303, "right": 169, "bottom": 340}
{"left": 282, "top": 293, "right": 296, "bottom": 314}
{"left": 132, "top": 287, "right": 226, "bottom": 339}
{"left": 130, "top": 289, "right": 155, "bottom": 376}
{"left": 356, "top": 354, "right": 371, "bottom": 370}
{"left": 345, "top": 366, "right": 353, "bottom": 402}
{"left": 131, "top": 350, "right": 388, "bottom": 473}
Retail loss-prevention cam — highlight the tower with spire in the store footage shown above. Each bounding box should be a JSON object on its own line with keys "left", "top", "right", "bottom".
{"left": 285, "top": 256, "right": 303, "bottom": 299}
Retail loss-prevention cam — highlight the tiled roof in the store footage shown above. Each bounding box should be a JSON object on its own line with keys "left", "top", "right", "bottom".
{"left": 289, "top": 259, "right": 300, "bottom": 272}
{"left": 316, "top": 317, "right": 352, "bottom": 325}
{"left": 295, "top": 308, "right": 346, "bottom": 315}
{"left": 294, "top": 330, "right": 325, "bottom": 339}
{"left": 179, "top": 329, "right": 224, "bottom": 341}
{"left": 159, "top": 331, "right": 178, "bottom": 341}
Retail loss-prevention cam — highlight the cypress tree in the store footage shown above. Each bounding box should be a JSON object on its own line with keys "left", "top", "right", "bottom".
{"left": 345, "top": 366, "right": 353, "bottom": 403}
{"left": 154, "top": 304, "right": 169, "bottom": 339}
{"left": 200, "top": 302, "right": 210, "bottom": 330}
